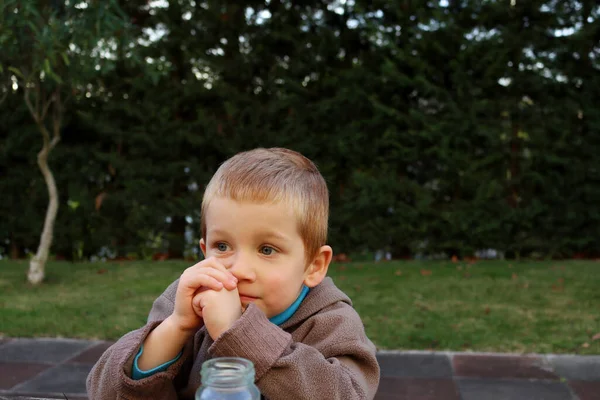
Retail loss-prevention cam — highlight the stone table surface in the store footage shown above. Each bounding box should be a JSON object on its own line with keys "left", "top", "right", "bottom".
{"left": 1, "top": 338, "right": 599, "bottom": 399}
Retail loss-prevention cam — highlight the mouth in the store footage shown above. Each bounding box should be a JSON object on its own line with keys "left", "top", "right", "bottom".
{"left": 239, "top": 294, "right": 258, "bottom": 303}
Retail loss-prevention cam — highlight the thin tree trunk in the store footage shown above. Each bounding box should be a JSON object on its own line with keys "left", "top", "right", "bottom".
{"left": 25, "top": 87, "right": 61, "bottom": 285}
{"left": 28, "top": 137, "right": 60, "bottom": 284}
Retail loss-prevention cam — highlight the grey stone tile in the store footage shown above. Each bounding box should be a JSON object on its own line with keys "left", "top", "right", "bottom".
{"left": 67, "top": 341, "right": 113, "bottom": 364}
{"left": 548, "top": 355, "right": 600, "bottom": 381}
{"left": 377, "top": 377, "right": 461, "bottom": 400}
{"left": 0, "top": 363, "right": 51, "bottom": 390}
{"left": 0, "top": 394, "right": 86, "bottom": 399}
{"left": 0, "top": 339, "right": 94, "bottom": 364}
{"left": 457, "top": 378, "right": 575, "bottom": 400}
{"left": 12, "top": 364, "right": 92, "bottom": 394}
{"left": 569, "top": 380, "right": 600, "bottom": 400}
{"left": 377, "top": 353, "right": 453, "bottom": 378}
{"left": 374, "top": 394, "right": 399, "bottom": 400}
{"left": 453, "top": 354, "right": 559, "bottom": 380}
{"left": 0, "top": 395, "right": 70, "bottom": 399}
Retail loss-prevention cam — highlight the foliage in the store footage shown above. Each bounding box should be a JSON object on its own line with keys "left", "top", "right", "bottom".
{"left": 1, "top": 0, "right": 599, "bottom": 260}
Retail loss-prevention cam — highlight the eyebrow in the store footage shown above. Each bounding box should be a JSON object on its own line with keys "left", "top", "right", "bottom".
{"left": 208, "top": 229, "right": 290, "bottom": 242}
{"left": 259, "top": 231, "right": 290, "bottom": 242}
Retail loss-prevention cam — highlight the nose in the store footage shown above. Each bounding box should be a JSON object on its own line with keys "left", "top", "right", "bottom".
{"left": 227, "top": 252, "right": 256, "bottom": 282}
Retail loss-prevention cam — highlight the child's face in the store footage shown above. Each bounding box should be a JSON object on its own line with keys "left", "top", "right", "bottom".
{"left": 200, "top": 197, "right": 310, "bottom": 318}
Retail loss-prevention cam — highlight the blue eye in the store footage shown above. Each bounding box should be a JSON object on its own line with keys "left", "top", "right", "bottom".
{"left": 216, "top": 243, "right": 228, "bottom": 252}
{"left": 260, "top": 246, "right": 275, "bottom": 255}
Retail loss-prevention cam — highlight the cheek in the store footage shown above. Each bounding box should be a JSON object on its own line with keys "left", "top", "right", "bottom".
{"left": 263, "top": 271, "right": 287, "bottom": 290}
{"left": 262, "top": 270, "right": 296, "bottom": 297}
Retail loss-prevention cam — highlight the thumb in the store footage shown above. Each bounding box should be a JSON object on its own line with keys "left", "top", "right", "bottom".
{"left": 192, "top": 292, "right": 204, "bottom": 311}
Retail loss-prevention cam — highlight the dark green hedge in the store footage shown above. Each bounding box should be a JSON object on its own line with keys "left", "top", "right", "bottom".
{"left": 2, "top": 0, "right": 599, "bottom": 260}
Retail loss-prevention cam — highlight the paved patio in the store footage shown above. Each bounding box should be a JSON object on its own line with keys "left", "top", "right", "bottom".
{"left": 0, "top": 338, "right": 599, "bottom": 399}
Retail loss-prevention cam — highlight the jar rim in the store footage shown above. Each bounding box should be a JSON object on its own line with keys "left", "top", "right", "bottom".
{"left": 201, "top": 357, "right": 256, "bottom": 387}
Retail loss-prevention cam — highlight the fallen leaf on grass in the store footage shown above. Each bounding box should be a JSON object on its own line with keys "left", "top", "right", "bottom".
{"left": 332, "top": 253, "right": 350, "bottom": 262}
{"left": 592, "top": 333, "right": 600, "bottom": 341}
{"left": 484, "top": 307, "right": 491, "bottom": 315}
{"left": 512, "top": 273, "right": 518, "bottom": 280}
{"left": 394, "top": 270, "right": 402, "bottom": 276}
{"left": 420, "top": 269, "right": 432, "bottom": 276}
{"left": 582, "top": 342, "right": 590, "bottom": 348}
{"left": 152, "top": 253, "right": 168, "bottom": 261}
{"left": 522, "top": 282, "right": 529, "bottom": 289}
{"left": 97, "top": 269, "right": 108, "bottom": 274}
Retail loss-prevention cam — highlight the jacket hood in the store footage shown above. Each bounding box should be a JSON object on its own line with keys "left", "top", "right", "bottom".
{"left": 280, "top": 277, "right": 351, "bottom": 330}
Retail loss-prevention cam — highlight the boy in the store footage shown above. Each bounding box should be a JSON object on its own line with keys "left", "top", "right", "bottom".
{"left": 87, "top": 148, "right": 380, "bottom": 399}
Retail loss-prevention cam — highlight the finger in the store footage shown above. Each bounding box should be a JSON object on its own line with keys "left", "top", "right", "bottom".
{"left": 192, "top": 288, "right": 212, "bottom": 311}
{"left": 202, "top": 257, "right": 235, "bottom": 277}
{"left": 200, "top": 267, "right": 238, "bottom": 290}
{"left": 180, "top": 271, "right": 225, "bottom": 293}
{"left": 184, "top": 268, "right": 236, "bottom": 291}
{"left": 192, "top": 289, "right": 221, "bottom": 320}
{"left": 185, "top": 258, "right": 237, "bottom": 288}
{"left": 192, "top": 292, "right": 204, "bottom": 314}
{"left": 187, "top": 257, "right": 230, "bottom": 273}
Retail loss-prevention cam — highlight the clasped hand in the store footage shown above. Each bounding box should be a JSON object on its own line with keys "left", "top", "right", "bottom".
{"left": 171, "top": 257, "right": 243, "bottom": 340}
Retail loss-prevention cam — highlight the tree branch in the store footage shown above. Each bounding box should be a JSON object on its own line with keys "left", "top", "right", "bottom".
{"left": 50, "top": 90, "right": 62, "bottom": 151}
{"left": 35, "top": 83, "right": 41, "bottom": 117}
{"left": 41, "top": 95, "right": 54, "bottom": 121}
{"left": 24, "top": 86, "right": 40, "bottom": 123}
{"left": 25, "top": 86, "right": 51, "bottom": 146}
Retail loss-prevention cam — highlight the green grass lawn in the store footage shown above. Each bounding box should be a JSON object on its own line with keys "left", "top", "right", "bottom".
{"left": 1, "top": 259, "right": 599, "bottom": 354}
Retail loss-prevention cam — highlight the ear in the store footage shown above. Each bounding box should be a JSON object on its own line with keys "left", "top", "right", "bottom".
{"left": 303, "top": 245, "right": 333, "bottom": 288}
{"left": 199, "top": 239, "right": 207, "bottom": 258}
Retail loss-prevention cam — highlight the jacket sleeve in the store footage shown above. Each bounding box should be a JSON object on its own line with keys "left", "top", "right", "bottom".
{"left": 208, "top": 303, "right": 380, "bottom": 400}
{"left": 86, "top": 280, "right": 196, "bottom": 400}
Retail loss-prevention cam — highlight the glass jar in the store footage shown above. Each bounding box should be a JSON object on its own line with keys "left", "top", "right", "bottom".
{"left": 195, "top": 357, "right": 261, "bottom": 400}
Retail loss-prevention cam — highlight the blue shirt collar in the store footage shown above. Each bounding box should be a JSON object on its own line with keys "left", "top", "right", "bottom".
{"left": 268, "top": 285, "right": 310, "bottom": 326}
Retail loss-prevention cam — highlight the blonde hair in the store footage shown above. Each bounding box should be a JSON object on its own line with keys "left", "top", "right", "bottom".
{"left": 201, "top": 148, "right": 329, "bottom": 262}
